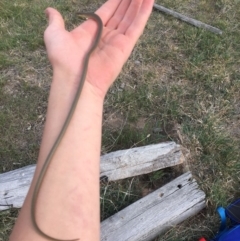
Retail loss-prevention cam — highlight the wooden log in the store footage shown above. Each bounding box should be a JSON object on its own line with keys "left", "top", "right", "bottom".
{"left": 153, "top": 3, "right": 223, "bottom": 35}
{"left": 101, "top": 172, "right": 206, "bottom": 241}
{"left": 0, "top": 142, "right": 184, "bottom": 211}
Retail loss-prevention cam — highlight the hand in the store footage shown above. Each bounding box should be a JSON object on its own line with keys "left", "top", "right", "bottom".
{"left": 44, "top": 0, "right": 154, "bottom": 98}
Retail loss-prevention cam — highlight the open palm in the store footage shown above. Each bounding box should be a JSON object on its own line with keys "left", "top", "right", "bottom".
{"left": 44, "top": 0, "right": 153, "bottom": 97}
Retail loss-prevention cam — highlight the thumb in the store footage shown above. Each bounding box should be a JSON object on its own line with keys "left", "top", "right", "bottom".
{"left": 45, "top": 7, "right": 65, "bottom": 30}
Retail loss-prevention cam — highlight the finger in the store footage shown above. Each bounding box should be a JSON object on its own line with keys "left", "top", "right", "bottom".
{"left": 95, "top": 0, "right": 123, "bottom": 26}
{"left": 102, "top": 0, "right": 131, "bottom": 30}
{"left": 45, "top": 7, "right": 65, "bottom": 30}
{"left": 72, "top": 0, "right": 122, "bottom": 36}
{"left": 44, "top": 8, "right": 66, "bottom": 52}
{"left": 125, "top": 0, "right": 153, "bottom": 41}
{"left": 72, "top": 0, "right": 124, "bottom": 35}
{"left": 116, "top": 0, "right": 143, "bottom": 34}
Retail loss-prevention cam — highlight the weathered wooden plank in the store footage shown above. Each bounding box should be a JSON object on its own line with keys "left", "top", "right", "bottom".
{"left": 100, "top": 142, "right": 184, "bottom": 181}
{"left": 0, "top": 142, "right": 184, "bottom": 211}
{"left": 0, "top": 165, "right": 35, "bottom": 210}
{"left": 101, "top": 172, "right": 206, "bottom": 241}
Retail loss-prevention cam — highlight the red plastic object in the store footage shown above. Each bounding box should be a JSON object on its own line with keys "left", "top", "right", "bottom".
{"left": 199, "top": 238, "right": 207, "bottom": 241}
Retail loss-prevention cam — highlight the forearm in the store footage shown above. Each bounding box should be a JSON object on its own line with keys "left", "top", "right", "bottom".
{"left": 10, "top": 71, "right": 103, "bottom": 241}
{"left": 10, "top": 0, "right": 154, "bottom": 239}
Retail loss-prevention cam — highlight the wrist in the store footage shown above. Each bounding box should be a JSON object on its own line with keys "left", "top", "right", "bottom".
{"left": 47, "top": 70, "right": 104, "bottom": 127}
{"left": 51, "top": 67, "right": 106, "bottom": 102}
{"left": 39, "top": 69, "right": 104, "bottom": 166}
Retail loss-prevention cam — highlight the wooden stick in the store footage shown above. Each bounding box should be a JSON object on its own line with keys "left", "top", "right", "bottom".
{"left": 153, "top": 3, "right": 222, "bottom": 35}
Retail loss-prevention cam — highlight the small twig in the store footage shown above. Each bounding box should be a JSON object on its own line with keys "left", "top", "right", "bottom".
{"left": 153, "top": 3, "right": 222, "bottom": 35}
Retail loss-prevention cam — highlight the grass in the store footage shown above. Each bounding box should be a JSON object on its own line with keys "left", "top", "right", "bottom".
{"left": 1, "top": 0, "right": 240, "bottom": 240}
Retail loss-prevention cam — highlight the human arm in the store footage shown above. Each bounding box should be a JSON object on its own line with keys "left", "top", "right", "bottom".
{"left": 9, "top": 0, "right": 154, "bottom": 240}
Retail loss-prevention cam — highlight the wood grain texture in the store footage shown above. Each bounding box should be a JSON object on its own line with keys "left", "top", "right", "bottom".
{"left": 0, "top": 142, "right": 184, "bottom": 211}
{"left": 101, "top": 172, "right": 206, "bottom": 241}
{"left": 0, "top": 165, "right": 35, "bottom": 210}
{"left": 100, "top": 142, "right": 184, "bottom": 181}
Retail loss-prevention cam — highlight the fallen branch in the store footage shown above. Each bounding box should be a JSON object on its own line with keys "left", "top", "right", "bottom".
{"left": 153, "top": 3, "right": 222, "bottom": 35}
